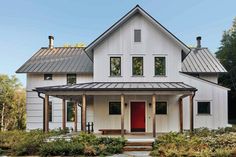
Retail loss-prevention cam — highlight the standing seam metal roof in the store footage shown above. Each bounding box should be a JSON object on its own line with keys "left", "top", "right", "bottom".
{"left": 35, "top": 82, "right": 197, "bottom": 92}
{"left": 16, "top": 47, "right": 93, "bottom": 74}
{"left": 182, "top": 48, "right": 227, "bottom": 73}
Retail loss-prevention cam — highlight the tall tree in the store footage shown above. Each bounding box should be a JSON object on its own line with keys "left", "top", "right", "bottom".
{"left": 0, "top": 74, "right": 26, "bottom": 130}
{"left": 216, "top": 18, "right": 236, "bottom": 123}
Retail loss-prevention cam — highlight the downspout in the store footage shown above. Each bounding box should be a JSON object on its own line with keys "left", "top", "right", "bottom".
{"left": 37, "top": 92, "right": 45, "bottom": 132}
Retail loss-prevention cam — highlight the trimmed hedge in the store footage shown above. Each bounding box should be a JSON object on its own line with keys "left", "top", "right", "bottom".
{"left": 150, "top": 127, "right": 236, "bottom": 157}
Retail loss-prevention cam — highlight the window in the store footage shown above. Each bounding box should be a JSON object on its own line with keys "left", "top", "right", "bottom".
{"left": 109, "top": 102, "right": 121, "bottom": 115}
{"left": 156, "top": 102, "right": 167, "bottom": 114}
{"left": 110, "top": 57, "right": 121, "bottom": 76}
{"left": 198, "top": 102, "right": 211, "bottom": 114}
{"left": 154, "top": 57, "right": 166, "bottom": 76}
{"left": 134, "top": 29, "right": 141, "bottom": 42}
{"left": 44, "top": 74, "right": 52, "bottom": 80}
{"left": 67, "top": 102, "right": 75, "bottom": 122}
{"left": 49, "top": 101, "right": 52, "bottom": 122}
{"left": 132, "top": 57, "right": 143, "bottom": 76}
{"left": 67, "top": 74, "right": 76, "bottom": 85}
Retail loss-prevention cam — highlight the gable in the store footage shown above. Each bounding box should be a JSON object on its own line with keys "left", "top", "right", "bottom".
{"left": 85, "top": 5, "right": 190, "bottom": 54}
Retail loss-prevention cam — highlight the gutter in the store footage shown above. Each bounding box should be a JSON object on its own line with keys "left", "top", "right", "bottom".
{"left": 37, "top": 92, "right": 45, "bottom": 132}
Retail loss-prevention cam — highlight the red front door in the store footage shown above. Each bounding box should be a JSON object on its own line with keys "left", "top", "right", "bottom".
{"left": 131, "top": 102, "right": 145, "bottom": 132}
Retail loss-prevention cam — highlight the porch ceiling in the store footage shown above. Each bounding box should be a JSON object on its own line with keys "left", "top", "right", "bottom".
{"left": 34, "top": 82, "right": 197, "bottom": 96}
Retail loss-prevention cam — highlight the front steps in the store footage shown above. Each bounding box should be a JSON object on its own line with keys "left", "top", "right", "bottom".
{"left": 123, "top": 140, "right": 153, "bottom": 151}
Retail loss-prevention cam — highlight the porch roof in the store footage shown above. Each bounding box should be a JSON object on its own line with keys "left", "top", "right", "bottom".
{"left": 35, "top": 82, "right": 197, "bottom": 93}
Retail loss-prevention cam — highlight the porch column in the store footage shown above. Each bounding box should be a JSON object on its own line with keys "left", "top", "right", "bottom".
{"left": 82, "top": 94, "right": 86, "bottom": 131}
{"left": 152, "top": 94, "right": 156, "bottom": 137}
{"left": 190, "top": 95, "right": 194, "bottom": 132}
{"left": 74, "top": 102, "right": 78, "bottom": 132}
{"left": 179, "top": 98, "right": 183, "bottom": 133}
{"left": 121, "top": 94, "right": 125, "bottom": 137}
{"left": 62, "top": 99, "right": 66, "bottom": 130}
{"left": 45, "top": 94, "right": 49, "bottom": 133}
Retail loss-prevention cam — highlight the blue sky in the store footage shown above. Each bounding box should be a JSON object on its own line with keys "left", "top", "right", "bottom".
{"left": 0, "top": 0, "right": 235, "bottom": 87}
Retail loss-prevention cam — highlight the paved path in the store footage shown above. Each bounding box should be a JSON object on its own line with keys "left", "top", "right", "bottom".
{"left": 111, "top": 151, "right": 151, "bottom": 157}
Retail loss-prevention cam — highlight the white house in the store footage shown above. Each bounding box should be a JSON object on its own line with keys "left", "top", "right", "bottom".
{"left": 16, "top": 5, "right": 229, "bottom": 137}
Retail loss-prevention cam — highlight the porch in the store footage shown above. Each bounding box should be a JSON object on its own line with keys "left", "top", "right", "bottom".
{"left": 35, "top": 82, "right": 197, "bottom": 137}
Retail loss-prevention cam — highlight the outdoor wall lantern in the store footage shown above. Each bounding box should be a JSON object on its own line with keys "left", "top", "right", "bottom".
{"left": 125, "top": 103, "right": 128, "bottom": 107}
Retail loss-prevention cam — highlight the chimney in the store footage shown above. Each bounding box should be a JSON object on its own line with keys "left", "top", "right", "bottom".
{"left": 48, "top": 35, "right": 54, "bottom": 48}
{"left": 196, "top": 36, "right": 201, "bottom": 48}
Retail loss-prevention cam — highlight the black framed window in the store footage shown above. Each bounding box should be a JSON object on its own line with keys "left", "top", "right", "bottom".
{"left": 134, "top": 29, "right": 141, "bottom": 42}
{"left": 156, "top": 102, "right": 167, "bottom": 114}
{"left": 49, "top": 101, "right": 52, "bottom": 122}
{"left": 109, "top": 102, "right": 121, "bottom": 115}
{"left": 132, "top": 57, "right": 143, "bottom": 76}
{"left": 44, "top": 74, "right": 52, "bottom": 80}
{"left": 198, "top": 102, "right": 210, "bottom": 114}
{"left": 110, "top": 57, "right": 121, "bottom": 76}
{"left": 67, "top": 102, "right": 75, "bottom": 122}
{"left": 67, "top": 74, "right": 76, "bottom": 85}
{"left": 154, "top": 57, "right": 166, "bottom": 76}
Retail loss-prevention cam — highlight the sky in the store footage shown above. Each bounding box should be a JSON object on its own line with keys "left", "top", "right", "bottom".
{"left": 0, "top": 0, "right": 235, "bottom": 87}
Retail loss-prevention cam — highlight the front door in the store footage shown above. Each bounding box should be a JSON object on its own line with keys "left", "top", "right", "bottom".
{"left": 131, "top": 102, "right": 145, "bottom": 132}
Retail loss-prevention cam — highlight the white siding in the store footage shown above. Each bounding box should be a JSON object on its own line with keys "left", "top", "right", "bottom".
{"left": 199, "top": 73, "right": 218, "bottom": 83}
{"left": 93, "top": 13, "right": 183, "bottom": 82}
{"left": 26, "top": 73, "right": 93, "bottom": 130}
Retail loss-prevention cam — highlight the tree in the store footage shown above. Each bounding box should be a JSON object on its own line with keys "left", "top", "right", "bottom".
{"left": 216, "top": 17, "right": 236, "bottom": 124}
{"left": 216, "top": 17, "right": 236, "bottom": 90}
{"left": 0, "top": 74, "right": 26, "bottom": 130}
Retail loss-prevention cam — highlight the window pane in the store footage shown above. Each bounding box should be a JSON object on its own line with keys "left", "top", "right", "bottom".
{"left": 156, "top": 102, "right": 167, "bottom": 114}
{"left": 155, "top": 57, "right": 166, "bottom": 76}
{"left": 109, "top": 102, "right": 121, "bottom": 115}
{"left": 67, "top": 74, "right": 76, "bottom": 85}
{"left": 44, "top": 74, "right": 52, "bottom": 80}
{"left": 67, "top": 102, "right": 75, "bottom": 122}
{"left": 49, "top": 101, "right": 52, "bottom": 122}
{"left": 134, "top": 29, "right": 141, "bottom": 42}
{"left": 110, "top": 57, "right": 121, "bottom": 76}
{"left": 198, "top": 102, "right": 210, "bottom": 114}
{"left": 132, "top": 57, "right": 143, "bottom": 76}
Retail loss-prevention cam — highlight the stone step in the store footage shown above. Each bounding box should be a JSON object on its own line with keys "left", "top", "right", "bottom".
{"left": 125, "top": 141, "right": 153, "bottom": 146}
{"left": 123, "top": 145, "right": 153, "bottom": 151}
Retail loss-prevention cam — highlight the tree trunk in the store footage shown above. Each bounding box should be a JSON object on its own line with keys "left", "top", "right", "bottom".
{"left": 1, "top": 103, "right": 5, "bottom": 131}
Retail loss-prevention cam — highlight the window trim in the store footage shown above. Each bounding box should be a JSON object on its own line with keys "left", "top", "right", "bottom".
{"left": 44, "top": 74, "right": 53, "bottom": 80}
{"left": 154, "top": 56, "right": 166, "bottom": 76}
{"left": 132, "top": 56, "right": 144, "bottom": 76}
{"left": 109, "top": 101, "right": 121, "bottom": 115}
{"left": 66, "top": 101, "right": 75, "bottom": 122}
{"left": 197, "top": 101, "right": 211, "bottom": 115}
{"left": 67, "top": 74, "right": 77, "bottom": 85}
{"left": 156, "top": 101, "right": 168, "bottom": 115}
{"left": 49, "top": 101, "right": 53, "bottom": 122}
{"left": 134, "top": 29, "right": 141, "bottom": 42}
{"left": 110, "top": 57, "right": 122, "bottom": 77}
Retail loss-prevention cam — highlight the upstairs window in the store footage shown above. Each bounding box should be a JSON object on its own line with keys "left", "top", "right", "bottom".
{"left": 109, "top": 102, "right": 121, "bottom": 115}
{"left": 110, "top": 57, "right": 121, "bottom": 76}
{"left": 156, "top": 102, "right": 167, "bottom": 114}
{"left": 132, "top": 57, "right": 143, "bottom": 76}
{"left": 67, "top": 101, "right": 75, "bottom": 122}
{"left": 134, "top": 29, "right": 141, "bottom": 42}
{"left": 44, "top": 74, "right": 52, "bottom": 80}
{"left": 155, "top": 57, "right": 166, "bottom": 76}
{"left": 197, "top": 102, "right": 211, "bottom": 114}
{"left": 67, "top": 74, "right": 76, "bottom": 85}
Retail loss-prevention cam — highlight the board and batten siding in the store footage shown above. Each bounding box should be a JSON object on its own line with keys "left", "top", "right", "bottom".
{"left": 93, "top": 13, "right": 183, "bottom": 82}
{"left": 26, "top": 73, "right": 93, "bottom": 130}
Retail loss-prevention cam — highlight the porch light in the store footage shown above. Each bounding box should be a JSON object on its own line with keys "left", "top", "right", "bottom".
{"left": 149, "top": 103, "right": 152, "bottom": 107}
{"left": 125, "top": 103, "right": 128, "bottom": 107}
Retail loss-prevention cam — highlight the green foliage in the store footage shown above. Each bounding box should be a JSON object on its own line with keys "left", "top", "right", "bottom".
{"left": 0, "top": 74, "right": 26, "bottom": 130}
{"left": 150, "top": 128, "right": 236, "bottom": 157}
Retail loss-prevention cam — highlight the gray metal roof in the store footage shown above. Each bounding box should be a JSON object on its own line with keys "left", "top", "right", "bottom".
{"left": 16, "top": 47, "right": 93, "bottom": 74}
{"left": 35, "top": 82, "right": 197, "bottom": 92}
{"left": 182, "top": 48, "right": 227, "bottom": 73}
